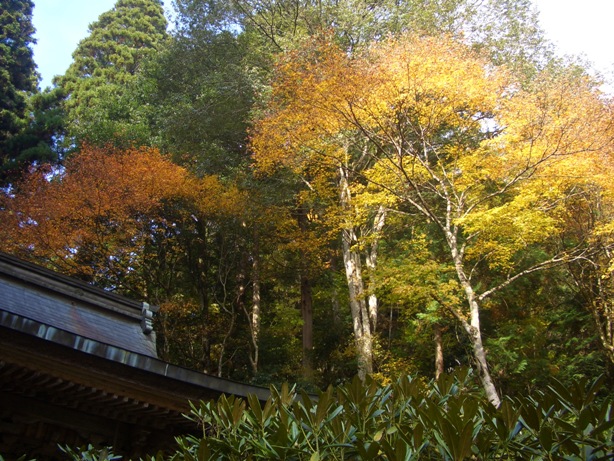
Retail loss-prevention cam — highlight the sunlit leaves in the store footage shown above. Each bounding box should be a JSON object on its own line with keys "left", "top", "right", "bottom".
{"left": 250, "top": 29, "right": 614, "bottom": 393}
{"left": 251, "top": 35, "right": 363, "bottom": 175}
{"left": 0, "top": 144, "right": 240, "bottom": 289}
{"left": 172, "top": 372, "right": 613, "bottom": 460}
{"left": 259, "top": 33, "right": 613, "bottom": 270}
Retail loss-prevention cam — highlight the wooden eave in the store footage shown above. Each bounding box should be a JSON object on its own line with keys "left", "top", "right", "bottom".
{"left": 0, "top": 253, "right": 270, "bottom": 458}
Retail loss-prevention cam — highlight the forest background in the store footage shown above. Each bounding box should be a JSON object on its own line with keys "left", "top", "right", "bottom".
{"left": 1, "top": 0, "right": 613, "bottom": 405}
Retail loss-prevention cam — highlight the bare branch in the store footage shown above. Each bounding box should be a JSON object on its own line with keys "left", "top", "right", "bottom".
{"left": 478, "top": 250, "right": 587, "bottom": 301}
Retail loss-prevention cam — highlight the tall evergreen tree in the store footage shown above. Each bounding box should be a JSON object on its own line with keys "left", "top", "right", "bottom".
{"left": 0, "top": 0, "right": 38, "bottom": 181}
{"left": 142, "top": 29, "right": 255, "bottom": 176}
{"left": 58, "top": 0, "right": 167, "bottom": 143}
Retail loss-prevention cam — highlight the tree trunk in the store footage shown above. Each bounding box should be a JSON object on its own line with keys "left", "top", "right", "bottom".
{"left": 217, "top": 307, "right": 236, "bottom": 377}
{"left": 593, "top": 274, "right": 614, "bottom": 365}
{"left": 340, "top": 165, "right": 373, "bottom": 381}
{"left": 365, "top": 205, "right": 386, "bottom": 332}
{"left": 434, "top": 323, "right": 444, "bottom": 380}
{"left": 301, "top": 273, "right": 314, "bottom": 377}
{"left": 243, "top": 231, "right": 260, "bottom": 375}
{"left": 297, "top": 206, "right": 314, "bottom": 378}
{"left": 462, "top": 294, "right": 499, "bottom": 406}
{"left": 467, "top": 313, "right": 500, "bottom": 407}
{"left": 446, "top": 230, "right": 501, "bottom": 406}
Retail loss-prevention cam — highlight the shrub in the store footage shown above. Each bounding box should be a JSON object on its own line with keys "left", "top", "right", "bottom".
{"left": 153, "top": 369, "right": 613, "bottom": 460}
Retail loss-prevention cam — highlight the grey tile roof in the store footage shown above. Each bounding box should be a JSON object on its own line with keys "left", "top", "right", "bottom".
{"left": 0, "top": 253, "right": 157, "bottom": 357}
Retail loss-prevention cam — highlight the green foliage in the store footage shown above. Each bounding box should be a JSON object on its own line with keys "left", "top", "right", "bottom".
{"left": 468, "top": 0, "right": 552, "bottom": 79}
{"left": 140, "top": 370, "right": 613, "bottom": 460}
{"left": 0, "top": 455, "right": 35, "bottom": 461}
{"left": 10, "top": 373, "right": 612, "bottom": 460}
{"left": 57, "top": 0, "right": 167, "bottom": 145}
{"left": 0, "top": 0, "right": 37, "bottom": 117}
{"left": 0, "top": 0, "right": 40, "bottom": 181}
{"left": 229, "top": 0, "right": 550, "bottom": 70}
{"left": 139, "top": 28, "right": 257, "bottom": 177}
{"left": 1, "top": 85, "right": 66, "bottom": 175}
{"left": 3, "top": 0, "right": 609, "bottom": 419}
{"left": 60, "top": 444, "right": 121, "bottom": 461}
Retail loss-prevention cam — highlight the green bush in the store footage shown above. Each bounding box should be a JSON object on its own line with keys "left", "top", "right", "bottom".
{"left": 60, "top": 445, "right": 121, "bottom": 461}
{"left": 151, "top": 369, "right": 613, "bottom": 460}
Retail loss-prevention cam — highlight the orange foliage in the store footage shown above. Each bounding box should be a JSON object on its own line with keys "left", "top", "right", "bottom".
{"left": 0, "top": 144, "right": 241, "bottom": 284}
{"left": 250, "top": 35, "right": 360, "bottom": 174}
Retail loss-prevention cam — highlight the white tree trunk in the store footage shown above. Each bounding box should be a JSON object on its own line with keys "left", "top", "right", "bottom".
{"left": 340, "top": 166, "right": 373, "bottom": 381}
{"left": 342, "top": 228, "right": 373, "bottom": 380}
{"left": 446, "top": 230, "right": 501, "bottom": 406}
{"left": 365, "top": 205, "right": 386, "bottom": 332}
{"left": 247, "top": 235, "right": 261, "bottom": 375}
{"left": 434, "top": 323, "right": 444, "bottom": 380}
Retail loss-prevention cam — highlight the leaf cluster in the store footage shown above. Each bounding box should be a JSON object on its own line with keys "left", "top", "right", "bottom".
{"left": 57, "top": 0, "right": 168, "bottom": 143}
{"left": 173, "top": 371, "right": 611, "bottom": 460}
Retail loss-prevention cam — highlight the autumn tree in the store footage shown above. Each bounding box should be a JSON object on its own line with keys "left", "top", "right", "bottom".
{"left": 157, "top": 0, "right": 554, "bottom": 384}
{"left": 0, "top": 143, "right": 265, "bottom": 376}
{"left": 251, "top": 36, "right": 393, "bottom": 380}
{"left": 251, "top": 34, "right": 614, "bottom": 404}
{"left": 564, "top": 166, "right": 614, "bottom": 366}
{"left": 351, "top": 39, "right": 612, "bottom": 404}
{"left": 0, "top": 145, "right": 197, "bottom": 289}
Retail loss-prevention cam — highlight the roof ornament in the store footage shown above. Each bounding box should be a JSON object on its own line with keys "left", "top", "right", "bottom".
{"left": 141, "top": 302, "right": 159, "bottom": 335}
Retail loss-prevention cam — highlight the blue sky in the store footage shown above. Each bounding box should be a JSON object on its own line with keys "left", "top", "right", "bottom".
{"left": 33, "top": 1, "right": 117, "bottom": 88}
{"left": 32, "top": 0, "right": 614, "bottom": 90}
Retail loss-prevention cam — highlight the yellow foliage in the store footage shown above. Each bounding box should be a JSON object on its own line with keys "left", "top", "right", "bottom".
{"left": 251, "top": 31, "right": 614, "bottom": 279}
{"left": 197, "top": 175, "right": 247, "bottom": 218}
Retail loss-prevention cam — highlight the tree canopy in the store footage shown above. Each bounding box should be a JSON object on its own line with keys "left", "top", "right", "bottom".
{"left": 250, "top": 33, "right": 614, "bottom": 403}
{"left": 57, "top": 0, "right": 167, "bottom": 144}
{"left": 0, "top": 0, "right": 41, "bottom": 181}
{"left": 0, "top": 0, "right": 613, "bottom": 407}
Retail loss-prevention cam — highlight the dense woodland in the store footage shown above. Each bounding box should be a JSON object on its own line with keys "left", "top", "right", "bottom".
{"left": 1, "top": 0, "right": 614, "bottom": 406}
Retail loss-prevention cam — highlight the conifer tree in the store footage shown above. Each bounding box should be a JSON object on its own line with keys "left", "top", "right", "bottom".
{"left": 0, "top": 0, "right": 38, "bottom": 181}
{"left": 58, "top": 0, "right": 167, "bottom": 141}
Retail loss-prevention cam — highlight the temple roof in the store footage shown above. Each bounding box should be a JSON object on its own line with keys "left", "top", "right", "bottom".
{"left": 0, "top": 252, "right": 157, "bottom": 357}
{"left": 0, "top": 252, "right": 269, "bottom": 459}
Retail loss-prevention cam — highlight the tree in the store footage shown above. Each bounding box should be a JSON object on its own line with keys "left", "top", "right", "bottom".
{"left": 0, "top": 143, "right": 267, "bottom": 377}
{"left": 162, "top": 0, "right": 553, "bottom": 384}
{"left": 251, "top": 34, "right": 614, "bottom": 404}
{"left": 358, "top": 38, "right": 612, "bottom": 405}
{"left": 251, "top": 36, "right": 394, "bottom": 380}
{"left": 228, "top": 0, "right": 550, "bottom": 78}
{"left": 0, "top": 0, "right": 39, "bottom": 181}
{"left": 140, "top": 28, "right": 255, "bottom": 177}
{"left": 57, "top": 0, "right": 167, "bottom": 144}
{"left": 0, "top": 144, "right": 197, "bottom": 290}
{"left": 2, "top": 86, "right": 67, "bottom": 177}
{"left": 468, "top": 0, "right": 552, "bottom": 78}
{"left": 565, "top": 177, "right": 614, "bottom": 366}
